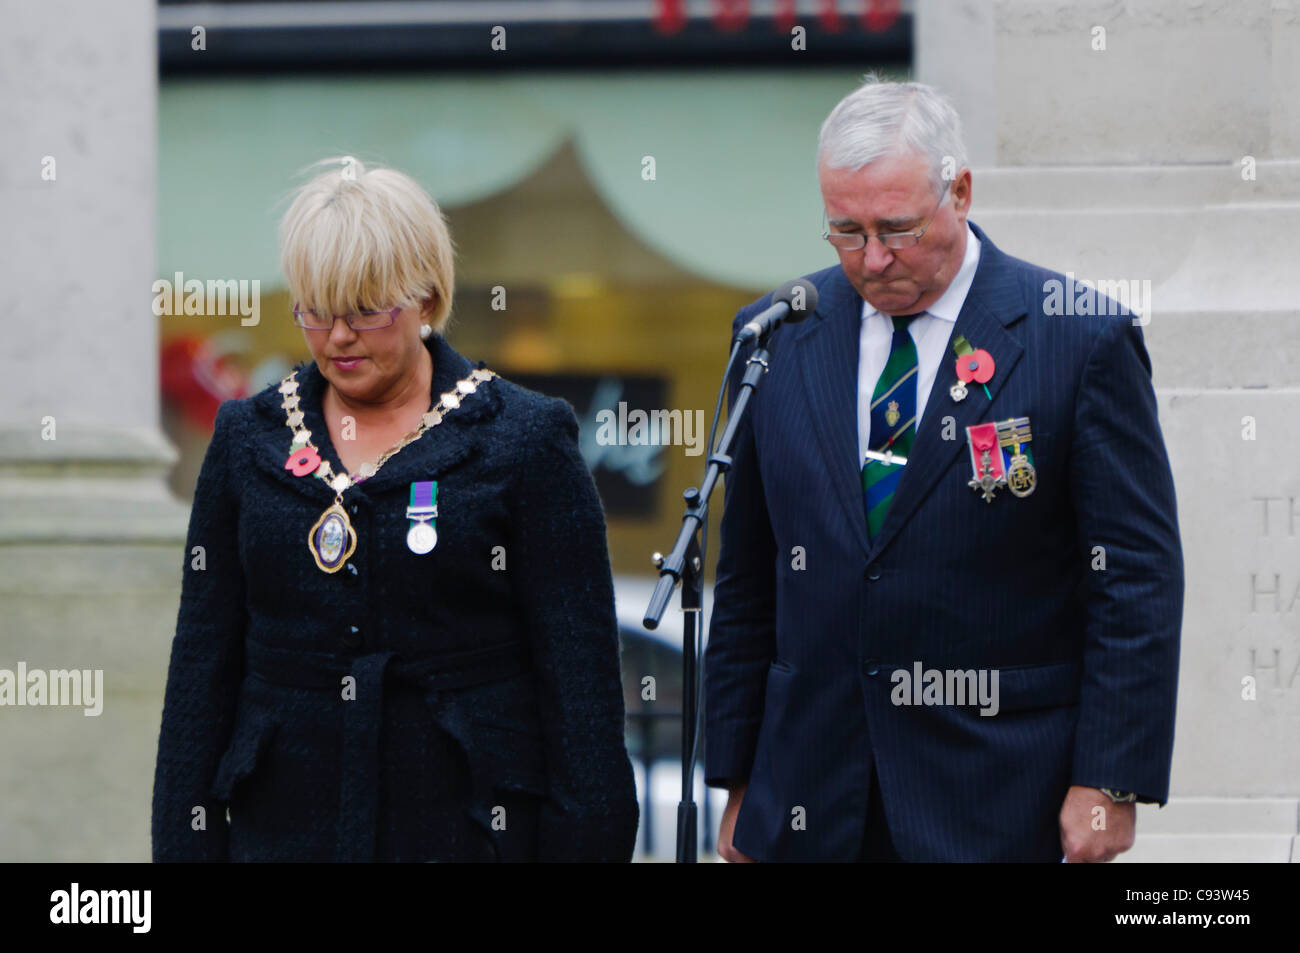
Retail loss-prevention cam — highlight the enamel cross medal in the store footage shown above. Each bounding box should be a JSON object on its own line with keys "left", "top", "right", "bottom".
{"left": 965, "top": 421, "right": 1006, "bottom": 502}
{"left": 406, "top": 480, "right": 438, "bottom": 554}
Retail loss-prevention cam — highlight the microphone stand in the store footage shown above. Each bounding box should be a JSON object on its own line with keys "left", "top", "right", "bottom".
{"left": 643, "top": 335, "right": 774, "bottom": 863}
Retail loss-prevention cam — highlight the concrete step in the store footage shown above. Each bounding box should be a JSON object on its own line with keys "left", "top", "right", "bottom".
{"left": 1136, "top": 797, "right": 1299, "bottom": 834}
{"left": 1117, "top": 835, "right": 1295, "bottom": 863}
{"left": 974, "top": 160, "right": 1300, "bottom": 208}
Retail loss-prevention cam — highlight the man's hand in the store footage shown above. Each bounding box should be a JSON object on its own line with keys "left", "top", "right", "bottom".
{"left": 1059, "top": 785, "right": 1136, "bottom": 862}
{"left": 718, "top": 782, "right": 756, "bottom": 863}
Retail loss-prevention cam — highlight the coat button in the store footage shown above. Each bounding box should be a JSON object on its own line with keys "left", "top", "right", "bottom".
{"left": 862, "top": 658, "right": 880, "bottom": 676}
{"left": 342, "top": 562, "right": 359, "bottom": 586}
{"left": 865, "top": 566, "right": 882, "bottom": 582}
{"left": 342, "top": 624, "right": 362, "bottom": 649}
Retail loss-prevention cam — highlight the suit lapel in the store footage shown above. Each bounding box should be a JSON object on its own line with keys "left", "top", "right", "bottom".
{"left": 866, "top": 222, "right": 1028, "bottom": 559}
{"left": 247, "top": 333, "right": 501, "bottom": 503}
{"left": 795, "top": 269, "right": 872, "bottom": 560}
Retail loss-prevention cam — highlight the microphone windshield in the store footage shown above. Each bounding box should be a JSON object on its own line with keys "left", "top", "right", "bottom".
{"left": 771, "top": 278, "right": 819, "bottom": 323}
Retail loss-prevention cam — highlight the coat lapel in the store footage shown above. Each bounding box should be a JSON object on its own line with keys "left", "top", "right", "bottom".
{"left": 248, "top": 333, "right": 501, "bottom": 503}
{"left": 250, "top": 375, "right": 337, "bottom": 507}
{"left": 865, "top": 222, "right": 1028, "bottom": 559}
{"left": 795, "top": 269, "right": 872, "bottom": 561}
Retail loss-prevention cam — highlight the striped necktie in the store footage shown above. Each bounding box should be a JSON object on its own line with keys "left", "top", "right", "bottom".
{"left": 862, "top": 312, "right": 923, "bottom": 539}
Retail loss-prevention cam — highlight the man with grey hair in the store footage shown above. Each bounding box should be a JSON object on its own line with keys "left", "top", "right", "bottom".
{"left": 704, "top": 77, "right": 1183, "bottom": 862}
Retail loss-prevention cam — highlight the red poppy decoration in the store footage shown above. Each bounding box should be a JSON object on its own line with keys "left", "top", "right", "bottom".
{"left": 955, "top": 349, "right": 995, "bottom": 385}
{"left": 285, "top": 445, "right": 321, "bottom": 477}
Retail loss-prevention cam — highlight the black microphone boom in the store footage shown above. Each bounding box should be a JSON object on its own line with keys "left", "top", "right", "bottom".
{"left": 735, "top": 278, "right": 819, "bottom": 343}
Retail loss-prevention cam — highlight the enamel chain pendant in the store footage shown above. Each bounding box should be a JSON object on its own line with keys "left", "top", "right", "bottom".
{"left": 309, "top": 496, "right": 358, "bottom": 573}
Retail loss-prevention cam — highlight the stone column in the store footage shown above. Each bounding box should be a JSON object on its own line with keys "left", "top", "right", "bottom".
{"left": 918, "top": 0, "right": 1300, "bottom": 861}
{"left": 0, "top": 0, "right": 187, "bottom": 860}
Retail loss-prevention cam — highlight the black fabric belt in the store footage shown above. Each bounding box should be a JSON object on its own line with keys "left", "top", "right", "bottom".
{"left": 244, "top": 638, "right": 533, "bottom": 862}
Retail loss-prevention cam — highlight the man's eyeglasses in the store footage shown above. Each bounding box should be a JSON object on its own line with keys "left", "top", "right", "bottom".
{"left": 822, "top": 183, "right": 951, "bottom": 252}
{"left": 291, "top": 303, "right": 403, "bottom": 331}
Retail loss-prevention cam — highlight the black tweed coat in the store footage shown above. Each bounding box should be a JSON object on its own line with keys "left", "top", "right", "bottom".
{"left": 151, "top": 332, "right": 638, "bottom": 862}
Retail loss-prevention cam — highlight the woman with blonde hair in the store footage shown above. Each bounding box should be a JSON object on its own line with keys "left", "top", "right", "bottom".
{"left": 151, "top": 157, "right": 638, "bottom": 862}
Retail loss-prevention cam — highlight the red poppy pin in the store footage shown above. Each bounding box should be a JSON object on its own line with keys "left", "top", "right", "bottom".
{"left": 956, "top": 349, "right": 995, "bottom": 384}
{"left": 950, "top": 344, "right": 995, "bottom": 403}
{"left": 285, "top": 445, "right": 321, "bottom": 477}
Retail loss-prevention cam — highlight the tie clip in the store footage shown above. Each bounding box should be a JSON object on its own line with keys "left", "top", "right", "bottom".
{"left": 864, "top": 449, "right": 907, "bottom": 467}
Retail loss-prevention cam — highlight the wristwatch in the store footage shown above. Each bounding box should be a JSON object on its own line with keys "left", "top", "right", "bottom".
{"left": 1099, "top": 787, "right": 1138, "bottom": 803}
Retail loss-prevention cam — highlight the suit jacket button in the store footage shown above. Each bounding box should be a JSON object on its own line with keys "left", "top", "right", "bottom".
{"left": 865, "top": 566, "right": 882, "bottom": 582}
{"left": 342, "top": 624, "right": 362, "bottom": 649}
{"left": 863, "top": 658, "right": 880, "bottom": 676}
{"left": 342, "top": 562, "right": 359, "bottom": 586}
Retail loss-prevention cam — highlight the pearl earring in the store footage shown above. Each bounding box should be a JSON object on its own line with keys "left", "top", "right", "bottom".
{"left": 419, "top": 322, "right": 432, "bottom": 339}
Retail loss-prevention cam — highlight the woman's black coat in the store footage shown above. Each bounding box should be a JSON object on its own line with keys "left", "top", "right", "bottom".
{"left": 151, "top": 332, "right": 639, "bottom": 861}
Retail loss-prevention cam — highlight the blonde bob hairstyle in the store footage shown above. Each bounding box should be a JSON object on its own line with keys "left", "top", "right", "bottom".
{"left": 279, "top": 156, "right": 455, "bottom": 333}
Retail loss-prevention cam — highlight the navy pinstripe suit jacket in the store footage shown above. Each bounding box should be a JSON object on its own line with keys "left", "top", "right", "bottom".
{"left": 703, "top": 221, "right": 1183, "bottom": 862}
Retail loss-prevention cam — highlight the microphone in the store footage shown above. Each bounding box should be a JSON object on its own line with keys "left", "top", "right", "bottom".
{"left": 735, "top": 278, "right": 819, "bottom": 344}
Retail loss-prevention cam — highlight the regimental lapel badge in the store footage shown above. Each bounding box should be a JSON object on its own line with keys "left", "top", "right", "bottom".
{"left": 996, "top": 416, "right": 1037, "bottom": 498}
{"left": 965, "top": 422, "right": 1005, "bottom": 501}
{"left": 966, "top": 416, "right": 1038, "bottom": 502}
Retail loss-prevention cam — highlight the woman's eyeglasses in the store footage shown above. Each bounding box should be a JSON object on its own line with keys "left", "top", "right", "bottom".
{"left": 291, "top": 304, "right": 402, "bottom": 331}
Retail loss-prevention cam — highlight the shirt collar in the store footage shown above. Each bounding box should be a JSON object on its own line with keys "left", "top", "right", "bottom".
{"left": 860, "top": 222, "right": 981, "bottom": 325}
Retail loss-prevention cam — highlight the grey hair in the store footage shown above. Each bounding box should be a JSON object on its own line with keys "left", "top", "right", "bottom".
{"left": 817, "top": 74, "right": 968, "bottom": 197}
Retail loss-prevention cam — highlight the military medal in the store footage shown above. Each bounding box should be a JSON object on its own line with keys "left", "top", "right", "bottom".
{"left": 277, "top": 366, "right": 497, "bottom": 573}
{"left": 965, "top": 417, "right": 1038, "bottom": 503}
{"left": 1006, "top": 453, "right": 1036, "bottom": 497}
{"left": 406, "top": 480, "right": 438, "bottom": 554}
{"left": 965, "top": 421, "right": 1006, "bottom": 502}
{"left": 996, "top": 416, "right": 1037, "bottom": 498}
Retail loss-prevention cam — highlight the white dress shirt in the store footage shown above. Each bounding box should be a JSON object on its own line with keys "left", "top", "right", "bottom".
{"left": 857, "top": 224, "right": 981, "bottom": 466}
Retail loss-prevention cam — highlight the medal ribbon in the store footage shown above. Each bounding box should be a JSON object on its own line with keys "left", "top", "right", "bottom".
{"left": 967, "top": 421, "right": 1006, "bottom": 481}
{"left": 996, "top": 417, "right": 1034, "bottom": 468}
{"left": 408, "top": 480, "right": 438, "bottom": 522}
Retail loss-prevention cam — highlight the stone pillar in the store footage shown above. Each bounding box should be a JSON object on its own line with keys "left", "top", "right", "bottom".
{"left": 918, "top": 0, "right": 1300, "bottom": 861}
{"left": 915, "top": 0, "right": 996, "bottom": 167}
{"left": 0, "top": 0, "right": 187, "bottom": 860}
